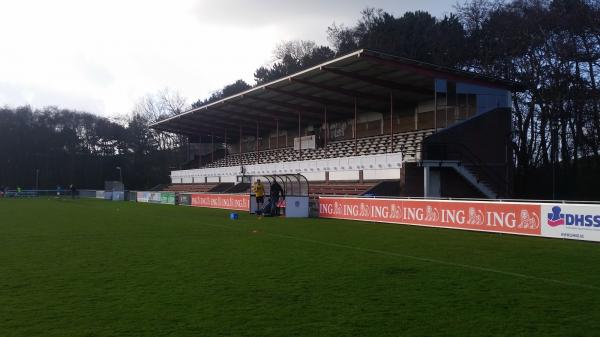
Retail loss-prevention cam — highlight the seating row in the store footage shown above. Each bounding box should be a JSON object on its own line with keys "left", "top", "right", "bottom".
{"left": 204, "top": 129, "right": 433, "bottom": 168}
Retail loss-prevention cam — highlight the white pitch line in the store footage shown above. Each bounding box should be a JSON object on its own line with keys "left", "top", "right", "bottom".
{"left": 264, "top": 232, "right": 600, "bottom": 291}
{"left": 196, "top": 221, "right": 600, "bottom": 291}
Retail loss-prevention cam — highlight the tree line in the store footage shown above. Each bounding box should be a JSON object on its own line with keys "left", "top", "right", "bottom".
{"left": 0, "top": 90, "right": 187, "bottom": 190}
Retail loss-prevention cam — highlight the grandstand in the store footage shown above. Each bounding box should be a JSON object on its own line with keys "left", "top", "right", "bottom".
{"left": 151, "top": 49, "right": 517, "bottom": 199}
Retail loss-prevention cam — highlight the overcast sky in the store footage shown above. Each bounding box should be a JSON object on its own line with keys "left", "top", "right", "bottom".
{"left": 0, "top": 0, "right": 455, "bottom": 116}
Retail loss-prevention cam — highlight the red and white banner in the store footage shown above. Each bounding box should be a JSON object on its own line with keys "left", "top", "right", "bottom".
{"left": 319, "top": 197, "right": 542, "bottom": 237}
{"left": 191, "top": 193, "right": 250, "bottom": 211}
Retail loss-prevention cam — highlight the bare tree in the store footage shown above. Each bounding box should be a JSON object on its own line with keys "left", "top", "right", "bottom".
{"left": 273, "top": 40, "right": 317, "bottom": 63}
{"left": 132, "top": 88, "right": 189, "bottom": 151}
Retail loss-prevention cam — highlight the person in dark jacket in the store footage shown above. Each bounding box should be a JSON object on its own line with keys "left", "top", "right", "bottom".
{"left": 269, "top": 181, "right": 285, "bottom": 216}
{"left": 69, "top": 184, "right": 77, "bottom": 199}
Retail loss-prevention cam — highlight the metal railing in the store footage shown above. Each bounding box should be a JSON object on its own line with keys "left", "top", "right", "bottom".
{"left": 316, "top": 194, "right": 600, "bottom": 205}
{"left": 1, "top": 189, "right": 100, "bottom": 198}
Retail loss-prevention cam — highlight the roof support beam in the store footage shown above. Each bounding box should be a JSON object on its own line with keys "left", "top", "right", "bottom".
{"left": 290, "top": 78, "right": 388, "bottom": 101}
{"left": 171, "top": 114, "right": 232, "bottom": 131}
{"left": 244, "top": 95, "right": 329, "bottom": 120}
{"left": 209, "top": 108, "right": 281, "bottom": 128}
{"left": 164, "top": 116, "right": 258, "bottom": 138}
{"left": 322, "top": 67, "right": 431, "bottom": 96}
{"left": 265, "top": 86, "right": 356, "bottom": 111}
{"left": 154, "top": 126, "right": 194, "bottom": 136}
{"left": 160, "top": 120, "right": 218, "bottom": 136}
{"left": 189, "top": 109, "right": 278, "bottom": 130}
{"left": 223, "top": 102, "right": 298, "bottom": 123}
{"left": 187, "top": 116, "right": 249, "bottom": 132}
{"left": 267, "top": 85, "right": 388, "bottom": 113}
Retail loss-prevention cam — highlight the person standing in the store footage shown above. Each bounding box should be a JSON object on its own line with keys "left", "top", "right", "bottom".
{"left": 252, "top": 179, "right": 265, "bottom": 212}
{"left": 269, "top": 181, "right": 284, "bottom": 216}
{"left": 69, "top": 184, "right": 77, "bottom": 199}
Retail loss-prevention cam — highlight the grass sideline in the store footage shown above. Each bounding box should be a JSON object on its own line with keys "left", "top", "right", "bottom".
{"left": 1, "top": 198, "right": 599, "bottom": 337}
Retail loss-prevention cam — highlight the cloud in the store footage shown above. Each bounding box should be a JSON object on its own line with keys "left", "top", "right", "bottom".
{"left": 195, "top": 0, "right": 351, "bottom": 25}
{"left": 0, "top": 0, "right": 455, "bottom": 116}
{"left": 0, "top": 82, "right": 106, "bottom": 114}
{"left": 194, "top": 0, "right": 453, "bottom": 28}
{"left": 77, "top": 58, "right": 115, "bottom": 88}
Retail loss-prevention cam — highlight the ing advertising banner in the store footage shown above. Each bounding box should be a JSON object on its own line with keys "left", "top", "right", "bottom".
{"left": 319, "top": 197, "right": 542, "bottom": 237}
{"left": 191, "top": 193, "right": 250, "bottom": 211}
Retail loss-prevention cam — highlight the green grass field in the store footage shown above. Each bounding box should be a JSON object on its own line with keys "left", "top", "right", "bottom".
{"left": 1, "top": 198, "right": 600, "bottom": 337}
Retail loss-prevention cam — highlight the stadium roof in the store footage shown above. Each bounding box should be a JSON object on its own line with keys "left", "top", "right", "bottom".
{"left": 151, "top": 49, "right": 519, "bottom": 139}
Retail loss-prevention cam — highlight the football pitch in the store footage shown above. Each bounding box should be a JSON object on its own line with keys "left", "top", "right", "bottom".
{"left": 1, "top": 198, "right": 600, "bottom": 337}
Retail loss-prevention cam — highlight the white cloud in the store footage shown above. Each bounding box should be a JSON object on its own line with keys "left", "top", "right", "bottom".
{"left": 0, "top": 0, "right": 454, "bottom": 116}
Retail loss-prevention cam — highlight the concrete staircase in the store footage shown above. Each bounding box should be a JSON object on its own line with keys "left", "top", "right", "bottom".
{"left": 421, "top": 160, "right": 500, "bottom": 199}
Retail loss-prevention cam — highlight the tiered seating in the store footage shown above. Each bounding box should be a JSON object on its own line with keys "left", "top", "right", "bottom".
{"left": 164, "top": 183, "right": 218, "bottom": 193}
{"left": 308, "top": 182, "right": 378, "bottom": 197}
{"left": 205, "top": 129, "right": 433, "bottom": 168}
{"left": 225, "top": 183, "right": 251, "bottom": 194}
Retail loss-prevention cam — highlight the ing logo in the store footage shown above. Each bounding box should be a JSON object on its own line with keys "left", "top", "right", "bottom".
{"left": 424, "top": 206, "right": 439, "bottom": 222}
{"left": 518, "top": 209, "right": 539, "bottom": 229}
{"left": 467, "top": 207, "right": 484, "bottom": 225}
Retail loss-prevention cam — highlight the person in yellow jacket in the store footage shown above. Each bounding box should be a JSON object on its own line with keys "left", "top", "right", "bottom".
{"left": 253, "top": 179, "right": 265, "bottom": 211}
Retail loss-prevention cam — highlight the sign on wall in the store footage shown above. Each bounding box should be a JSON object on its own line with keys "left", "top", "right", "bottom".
{"left": 191, "top": 193, "right": 249, "bottom": 211}
{"left": 179, "top": 194, "right": 192, "bottom": 206}
{"left": 160, "top": 192, "right": 176, "bottom": 205}
{"left": 137, "top": 191, "right": 150, "bottom": 203}
{"left": 319, "top": 197, "right": 600, "bottom": 243}
{"left": 136, "top": 191, "right": 175, "bottom": 205}
{"left": 541, "top": 204, "right": 600, "bottom": 242}
{"left": 293, "top": 135, "right": 316, "bottom": 150}
{"left": 319, "top": 197, "right": 541, "bottom": 236}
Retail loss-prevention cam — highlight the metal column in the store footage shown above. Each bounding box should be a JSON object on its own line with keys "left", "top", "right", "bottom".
{"left": 324, "top": 105, "right": 328, "bottom": 148}
{"left": 354, "top": 97, "right": 358, "bottom": 155}
{"left": 298, "top": 111, "right": 302, "bottom": 159}
{"left": 198, "top": 135, "right": 202, "bottom": 168}
{"left": 423, "top": 166, "right": 430, "bottom": 198}
{"left": 434, "top": 79, "right": 437, "bottom": 132}
{"left": 390, "top": 92, "right": 394, "bottom": 153}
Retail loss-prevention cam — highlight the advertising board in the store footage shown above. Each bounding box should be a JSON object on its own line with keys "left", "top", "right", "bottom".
{"left": 191, "top": 193, "right": 249, "bottom": 211}
{"left": 319, "top": 197, "right": 541, "bottom": 237}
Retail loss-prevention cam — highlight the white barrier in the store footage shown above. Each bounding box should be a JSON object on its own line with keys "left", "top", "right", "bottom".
{"left": 170, "top": 152, "right": 403, "bottom": 183}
